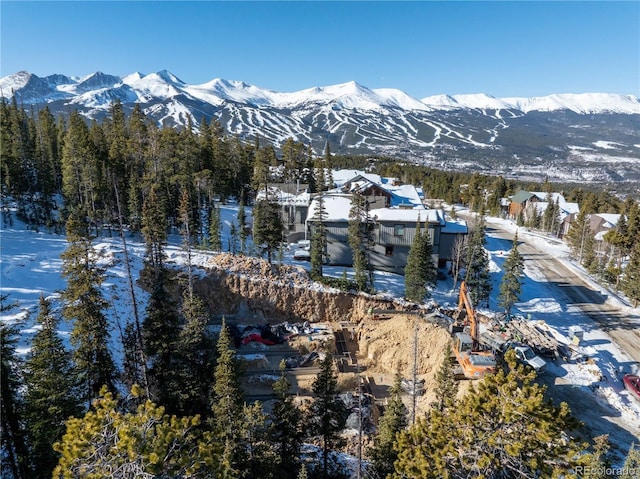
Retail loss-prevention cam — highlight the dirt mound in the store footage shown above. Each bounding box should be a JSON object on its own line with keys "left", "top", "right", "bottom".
{"left": 208, "top": 253, "right": 311, "bottom": 285}
{"left": 355, "top": 314, "right": 469, "bottom": 413}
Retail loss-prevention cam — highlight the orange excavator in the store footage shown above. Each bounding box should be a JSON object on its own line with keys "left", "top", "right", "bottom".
{"left": 450, "top": 281, "right": 496, "bottom": 379}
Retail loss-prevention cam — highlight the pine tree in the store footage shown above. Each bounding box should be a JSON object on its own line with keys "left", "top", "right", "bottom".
{"left": 527, "top": 205, "right": 542, "bottom": 230}
{"left": 577, "top": 434, "right": 611, "bottom": 479}
{"left": 392, "top": 351, "right": 583, "bottom": 478}
{"left": 281, "top": 137, "right": 306, "bottom": 183}
{"left": 121, "top": 322, "right": 147, "bottom": 398}
{"left": 405, "top": 221, "right": 437, "bottom": 302}
{"left": 141, "top": 183, "right": 181, "bottom": 409}
{"left": 23, "top": 295, "right": 81, "bottom": 479}
{"left": 622, "top": 239, "right": 640, "bottom": 307}
{"left": 313, "top": 150, "right": 327, "bottom": 193}
{"left": 229, "top": 222, "right": 239, "bottom": 254}
{"left": 486, "top": 176, "right": 506, "bottom": 216}
{"left": 34, "top": 106, "right": 62, "bottom": 216}
{"left": 498, "top": 232, "right": 525, "bottom": 317}
{"left": 142, "top": 279, "right": 181, "bottom": 411}
{"left": 620, "top": 444, "right": 640, "bottom": 479}
{"left": 61, "top": 211, "right": 116, "bottom": 401}
{"left": 308, "top": 353, "right": 348, "bottom": 479}
{"left": 270, "top": 361, "right": 304, "bottom": 478}
{"left": 431, "top": 343, "right": 459, "bottom": 412}
{"left": 542, "top": 192, "right": 555, "bottom": 233}
{"left": 310, "top": 193, "right": 328, "bottom": 279}
{"left": 348, "top": 191, "right": 373, "bottom": 292}
{"left": 405, "top": 221, "right": 427, "bottom": 302}
{"left": 1, "top": 296, "right": 31, "bottom": 479}
{"left": 253, "top": 199, "right": 283, "bottom": 264}
{"left": 566, "top": 209, "right": 590, "bottom": 261}
{"left": 550, "top": 197, "right": 561, "bottom": 235}
{"left": 252, "top": 140, "right": 271, "bottom": 193}
{"left": 238, "top": 191, "right": 248, "bottom": 254}
{"left": 178, "top": 188, "right": 195, "bottom": 299}
{"left": 581, "top": 228, "right": 597, "bottom": 271}
{"left": 61, "top": 110, "right": 99, "bottom": 214}
{"left": 464, "top": 216, "right": 491, "bottom": 307}
{"left": 241, "top": 401, "right": 276, "bottom": 479}
{"left": 297, "top": 464, "right": 309, "bottom": 479}
{"left": 211, "top": 319, "right": 246, "bottom": 478}
{"left": 174, "top": 290, "right": 215, "bottom": 417}
{"left": 370, "top": 374, "right": 408, "bottom": 478}
{"left": 53, "top": 386, "right": 219, "bottom": 478}
{"left": 141, "top": 182, "right": 168, "bottom": 282}
{"left": 209, "top": 203, "right": 223, "bottom": 251}
{"left": 323, "top": 142, "right": 334, "bottom": 190}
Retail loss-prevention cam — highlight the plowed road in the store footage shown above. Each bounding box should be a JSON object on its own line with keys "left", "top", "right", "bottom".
{"left": 485, "top": 219, "right": 640, "bottom": 365}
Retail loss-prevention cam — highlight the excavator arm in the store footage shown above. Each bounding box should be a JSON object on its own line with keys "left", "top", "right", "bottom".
{"left": 458, "top": 281, "right": 479, "bottom": 350}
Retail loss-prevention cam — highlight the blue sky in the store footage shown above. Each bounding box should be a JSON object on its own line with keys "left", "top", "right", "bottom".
{"left": 1, "top": 1, "right": 638, "bottom": 98}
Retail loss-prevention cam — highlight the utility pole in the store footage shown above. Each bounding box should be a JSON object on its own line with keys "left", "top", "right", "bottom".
{"left": 356, "top": 362, "right": 362, "bottom": 479}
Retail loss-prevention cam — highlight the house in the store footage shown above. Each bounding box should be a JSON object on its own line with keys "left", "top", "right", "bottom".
{"left": 507, "top": 190, "right": 579, "bottom": 237}
{"left": 508, "top": 190, "right": 537, "bottom": 219}
{"left": 589, "top": 213, "right": 624, "bottom": 243}
{"left": 305, "top": 172, "right": 467, "bottom": 274}
{"left": 255, "top": 183, "right": 310, "bottom": 243}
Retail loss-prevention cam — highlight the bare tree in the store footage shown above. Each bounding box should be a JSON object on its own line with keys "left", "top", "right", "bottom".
{"left": 450, "top": 234, "right": 466, "bottom": 292}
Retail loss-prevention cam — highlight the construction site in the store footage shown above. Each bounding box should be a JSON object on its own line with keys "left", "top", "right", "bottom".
{"left": 197, "top": 254, "right": 583, "bottom": 432}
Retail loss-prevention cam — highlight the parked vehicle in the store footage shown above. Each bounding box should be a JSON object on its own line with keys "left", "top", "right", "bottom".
{"left": 505, "top": 343, "right": 547, "bottom": 375}
{"left": 293, "top": 248, "right": 311, "bottom": 261}
{"left": 623, "top": 374, "right": 640, "bottom": 402}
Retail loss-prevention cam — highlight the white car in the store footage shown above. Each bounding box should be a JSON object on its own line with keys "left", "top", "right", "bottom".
{"left": 293, "top": 249, "right": 311, "bottom": 261}
{"left": 510, "top": 344, "right": 547, "bottom": 375}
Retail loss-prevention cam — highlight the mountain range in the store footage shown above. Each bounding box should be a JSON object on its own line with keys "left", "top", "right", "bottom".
{"left": 2, "top": 70, "right": 640, "bottom": 188}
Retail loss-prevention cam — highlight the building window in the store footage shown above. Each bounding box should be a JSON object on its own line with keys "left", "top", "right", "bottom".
{"left": 385, "top": 246, "right": 394, "bottom": 256}
{"left": 394, "top": 224, "right": 405, "bottom": 236}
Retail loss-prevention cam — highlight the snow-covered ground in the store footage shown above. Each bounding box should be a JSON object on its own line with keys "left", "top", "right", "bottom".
{"left": 1, "top": 203, "right": 639, "bottom": 459}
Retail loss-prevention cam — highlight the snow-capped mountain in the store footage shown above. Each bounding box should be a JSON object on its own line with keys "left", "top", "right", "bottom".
{"left": 2, "top": 70, "right": 639, "bottom": 187}
{"left": 3, "top": 70, "right": 638, "bottom": 114}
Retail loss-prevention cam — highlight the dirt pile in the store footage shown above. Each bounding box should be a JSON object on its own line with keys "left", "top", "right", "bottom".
{"left": 355, "top": 314, "right": 468, "bottom": 413}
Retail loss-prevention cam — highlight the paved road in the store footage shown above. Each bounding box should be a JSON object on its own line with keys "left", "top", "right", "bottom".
{"left": 484, "top": 219, "right": 640, "bottom": 365}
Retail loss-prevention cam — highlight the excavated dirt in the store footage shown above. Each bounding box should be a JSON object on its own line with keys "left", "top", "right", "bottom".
{"left": 193, "top": 253, "right": 407, "bottom": 323}
{"left": 355, "top": 314, "right": 470, "bottom": 415}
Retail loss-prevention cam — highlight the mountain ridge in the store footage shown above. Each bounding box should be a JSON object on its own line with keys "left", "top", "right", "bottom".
{"left": 2, "top": 69, "right": 639, "bottom": 114}
{"left": 2, "top": 70, "right": 639, "bottom": 189}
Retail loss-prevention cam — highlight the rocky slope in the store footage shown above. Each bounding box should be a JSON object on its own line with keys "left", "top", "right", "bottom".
{"left": 193, "top": 253, "right": 403, "bottom": 323}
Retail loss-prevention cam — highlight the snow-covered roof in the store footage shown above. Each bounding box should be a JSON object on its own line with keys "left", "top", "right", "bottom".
{"left": 592, "top": 213, "right": 622, "bottom": 229}
{"left": 307, "top": 194, "right": 353, "bottom": 222}
{"left": 385, "top": 184, "right": 423, "bottom": 208}
{"left": 332, "top": 170, "right": 382, "bottom": 188}
{"left": 530, "top": 192, "right": 579, "bottom": 215}
{"left": 255, "top": 186, "right": 310, "bottom": 205}
{"left": 530, "top": 201, "right": 575, "bottom": 221}
{"left": 371, "top": 208, "right": 443, "bottom": 224}
{"left": 339, "top": 175, "right": 423, "bottom": 209}
{"left": 307, "top": 194, "right": 441, "bottom": 224}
